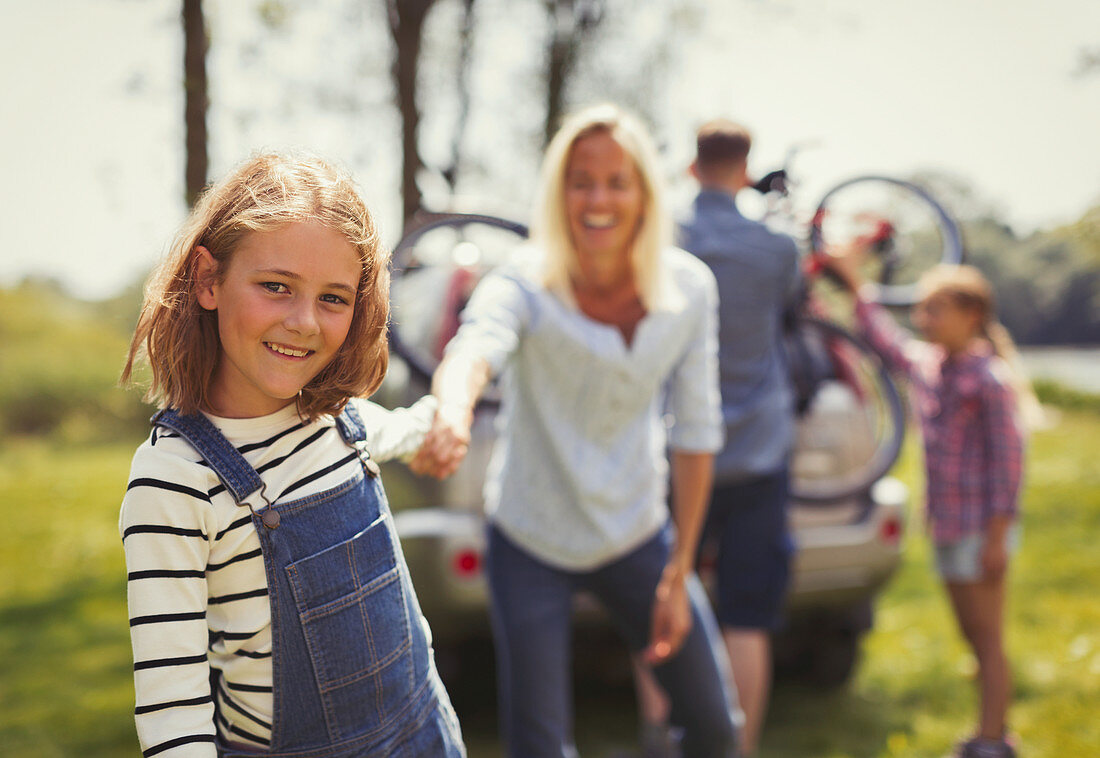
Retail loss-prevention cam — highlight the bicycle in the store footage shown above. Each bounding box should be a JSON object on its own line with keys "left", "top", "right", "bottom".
{"left": 750, "top": 154, "right": 963, "bottom": 501}
{"left": 752, "top": 148, "right": 964, "bottom": 307}
{"left": 387, "top": 169, "right": 961, "bottom": 503}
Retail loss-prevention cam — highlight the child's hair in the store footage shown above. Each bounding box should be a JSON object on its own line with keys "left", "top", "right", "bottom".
{"left": 918, "top": 264, "right": 1042, "bottom": 426}
{"left": 121, "top": 151, "right": 390, "bottom": 420}
{"left": 532, "top": 103, "right": 672, "bottom": 310}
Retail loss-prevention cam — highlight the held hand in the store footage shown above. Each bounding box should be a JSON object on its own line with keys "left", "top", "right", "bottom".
{"left": 643, "top": 567, "right": 693, "bottom": 665}
{"left": 408, "top": 403, "right": 472, "bottom": 479}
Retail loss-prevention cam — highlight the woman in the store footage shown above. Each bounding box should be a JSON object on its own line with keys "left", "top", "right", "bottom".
{"left": 411, "top": 104, "right": 739, "bottom": 758}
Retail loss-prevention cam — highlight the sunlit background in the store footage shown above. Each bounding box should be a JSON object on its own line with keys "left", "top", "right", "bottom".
{"left": 1, "top": 0, "right": 1097, "bottom": 299}
{"left": 1, "top": 4, "right": 1099, "bottom": 757}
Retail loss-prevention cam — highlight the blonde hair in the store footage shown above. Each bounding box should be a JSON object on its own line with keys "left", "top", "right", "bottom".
{"left": 121, "top": 151, "right": 390, "bottom": 421}
{"left": 532, "top": 103, "right": 672, "bottom": 309}
{"left": 918, "top": 264, "right": 1042, "bottom": 426}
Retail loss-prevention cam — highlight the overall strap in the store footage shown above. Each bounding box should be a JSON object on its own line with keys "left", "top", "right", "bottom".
{"left": 335, "top": 401, "right": 381, "bottom": 478}
{"left": 151, "top": 409, "right": 265, "bottom": 506}
{"left": 335, "top": 401, "right": 367, "bottom": 445}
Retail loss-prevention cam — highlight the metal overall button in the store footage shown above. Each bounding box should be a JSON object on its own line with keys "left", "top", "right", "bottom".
{"left": 357, "top": 445, "right": 380, "bottom": 478}
{"left": 241, "top": 484, "right": 277, "bottom": 529}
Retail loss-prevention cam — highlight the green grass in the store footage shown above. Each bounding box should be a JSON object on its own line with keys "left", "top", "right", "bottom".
{"left": 761, "top": 409, "right": 1100, "bottom": 758}
{"left": 1, "top": 407, "right": 1097, "bottom": 757}
{"left": 0, "top": 440, "right": 137, "bottom": 757}
{"left": 1033, "top": 378, "right": 1100, "bottom": 413}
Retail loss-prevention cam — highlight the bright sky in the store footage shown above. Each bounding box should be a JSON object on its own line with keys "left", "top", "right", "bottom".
{"left": 1, "top": 0, "right": 1097, "bottom": 299}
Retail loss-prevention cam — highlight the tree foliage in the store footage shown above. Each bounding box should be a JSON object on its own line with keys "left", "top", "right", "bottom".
{"left": 913, "top": 170, "right": 1100, "bottom": 345}
{"left": 0, "top": 283, "right": 151, "bottom": 441}
{"left": 169, "top": 2, "right": 1098, "bottom": 349}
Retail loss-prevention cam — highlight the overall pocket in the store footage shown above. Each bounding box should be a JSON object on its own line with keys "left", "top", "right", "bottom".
{"left": 285, "top": 513, "right": 416, "bottom": 736}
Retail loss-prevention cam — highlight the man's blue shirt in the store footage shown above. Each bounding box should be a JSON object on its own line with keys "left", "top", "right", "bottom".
{"left": 679, "top": 188, "right": 802, "bottom": 484}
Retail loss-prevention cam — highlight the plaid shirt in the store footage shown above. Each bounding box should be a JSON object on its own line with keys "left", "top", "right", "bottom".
{"left": 855, "top": 300, "right": 1024, "bottom": 542}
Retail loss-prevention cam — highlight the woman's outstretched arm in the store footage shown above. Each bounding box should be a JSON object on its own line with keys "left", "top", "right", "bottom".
{"left": 408, "top": 352, "right": 492, "bottom": 479}
{"left": 409, "top": 270, "right": 529, "bottom": 479}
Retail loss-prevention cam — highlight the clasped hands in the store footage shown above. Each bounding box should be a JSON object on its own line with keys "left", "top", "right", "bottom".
{"left": 408, "top": 403, "right": 473, "bottom": 479}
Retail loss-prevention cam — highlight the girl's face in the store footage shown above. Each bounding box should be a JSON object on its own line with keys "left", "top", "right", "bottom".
{"left": 912, "top": 290, "right": 981, "bottom": 352}
{"left": 197, "top": 220, "right": 361, "bottom": 418}
{"left": 564, "top": 131, "right": 645, "bottom": 282}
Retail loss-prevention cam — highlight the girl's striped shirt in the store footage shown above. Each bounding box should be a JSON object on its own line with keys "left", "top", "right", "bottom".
{"left": 119, "top": 397, "right": 435, "bottom": 757}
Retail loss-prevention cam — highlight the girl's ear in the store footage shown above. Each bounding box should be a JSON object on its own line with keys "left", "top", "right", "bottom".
{"left": 194, "top": 246, "right": 219, "bottom": 311}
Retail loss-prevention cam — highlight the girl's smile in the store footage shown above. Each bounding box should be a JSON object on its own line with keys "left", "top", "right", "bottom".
{"left": 266, "top": 342, "right": 313, "bottom": 358}
{"left": 196, "top": 220, "right": 362, "bottom": 418}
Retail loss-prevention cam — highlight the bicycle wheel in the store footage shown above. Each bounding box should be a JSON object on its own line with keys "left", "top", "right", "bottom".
{"left": 784, "top": 314, "right": 906, "bottom": 504}
{"left": 810, "top": 176, "right": 963, "bottom": 307}
{"left": 390, "top": 213, "right": 529, "bottom": 383}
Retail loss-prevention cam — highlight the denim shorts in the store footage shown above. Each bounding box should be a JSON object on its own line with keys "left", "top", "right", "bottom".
{"left": 700, "top": 469, "right": 794, "bottom": 631}
{"left": 934, "top": 525, "right": 1021, "bottom": 582}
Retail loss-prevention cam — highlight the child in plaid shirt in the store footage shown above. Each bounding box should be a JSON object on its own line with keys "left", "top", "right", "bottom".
{"left": 827, "top": 255, "right": 1031, "bottom": 758}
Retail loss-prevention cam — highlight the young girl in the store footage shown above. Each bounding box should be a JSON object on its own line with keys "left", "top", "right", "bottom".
{"left": 827, "top": 254, "right": 1028, "bottom": 758}
{"left": 119, "top": 152, "right": 464, "bottom": 757}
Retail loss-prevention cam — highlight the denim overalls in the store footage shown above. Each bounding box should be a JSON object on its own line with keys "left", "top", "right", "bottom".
{"left": 154, "top": 405, "right": 465, "bottom": 757}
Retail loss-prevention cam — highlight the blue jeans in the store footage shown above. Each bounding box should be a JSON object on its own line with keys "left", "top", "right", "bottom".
{"left": 486, "top": 523, "right": 739, "bottom": 758}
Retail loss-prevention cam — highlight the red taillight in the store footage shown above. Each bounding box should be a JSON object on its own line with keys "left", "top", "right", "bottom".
{"left": 452, "top": 549, "right": 482, "bottom": 578}
{"left": 880, "top": 516, "right": 902, "bottom": 544}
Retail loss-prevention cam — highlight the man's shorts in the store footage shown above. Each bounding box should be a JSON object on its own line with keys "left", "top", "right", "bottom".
{"left": 698, "top": 468, "right": 794, "bottom": 631}
{"left": 934, "top": 525, "right": 1021, "bottom": 582}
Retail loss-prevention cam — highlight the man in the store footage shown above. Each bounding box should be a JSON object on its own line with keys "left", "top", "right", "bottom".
{"left": 681, "top": 120, "right": 801, "bottom": 757}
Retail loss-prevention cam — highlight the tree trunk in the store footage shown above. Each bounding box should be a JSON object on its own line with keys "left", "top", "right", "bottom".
{"left": 544, "top": 1, "right": 572, "bottom": 148}
{"left": 387, "top": 0, "right": 436, "bottom": 231}
{"left": 442, "top": 0, "right": 477, "bottom": 192}
{"left": 543, "top": 0, "right": 602, "bottom": 148}
{"left": 183, "top": 0, "right": 209, "bottom": 207}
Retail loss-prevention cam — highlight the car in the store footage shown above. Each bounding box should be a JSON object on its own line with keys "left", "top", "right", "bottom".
{"left": 373, "top": 243, "right": 907, "bottom": 690}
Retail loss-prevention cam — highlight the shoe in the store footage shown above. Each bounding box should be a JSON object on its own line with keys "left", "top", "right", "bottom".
{"left": 956, "top": 736, "right": 1017, "bottom": 758}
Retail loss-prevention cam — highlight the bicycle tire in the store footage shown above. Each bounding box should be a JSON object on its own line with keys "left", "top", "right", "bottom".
{"left": 392, "top": 212, "right": 529, "bottom": 275}
{"left": 785, "top": 314, "right": 906, "bottom": 504}
{"left": 390, "top": 212, "right": 528, "bottom": 385}
{"left": 809, "top": 175, "right": 963, "bottom": 307}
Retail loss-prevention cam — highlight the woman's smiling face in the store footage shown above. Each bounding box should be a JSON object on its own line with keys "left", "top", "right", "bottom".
{"left": 196, "top": 220, "right": 361, "bottom": 418}
{"left": 564, "top": 130, "right": 646, "bottom": 281}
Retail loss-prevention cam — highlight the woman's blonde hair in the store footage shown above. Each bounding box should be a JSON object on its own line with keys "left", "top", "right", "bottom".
{"left": 121, "top": 151, "right": 390, "bottom": 421}
{"left": 918, "top": 264, "right": 1041, "bottom": 425}
{"left": 531, "top": 103, "right": 672, "bottom": 309}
